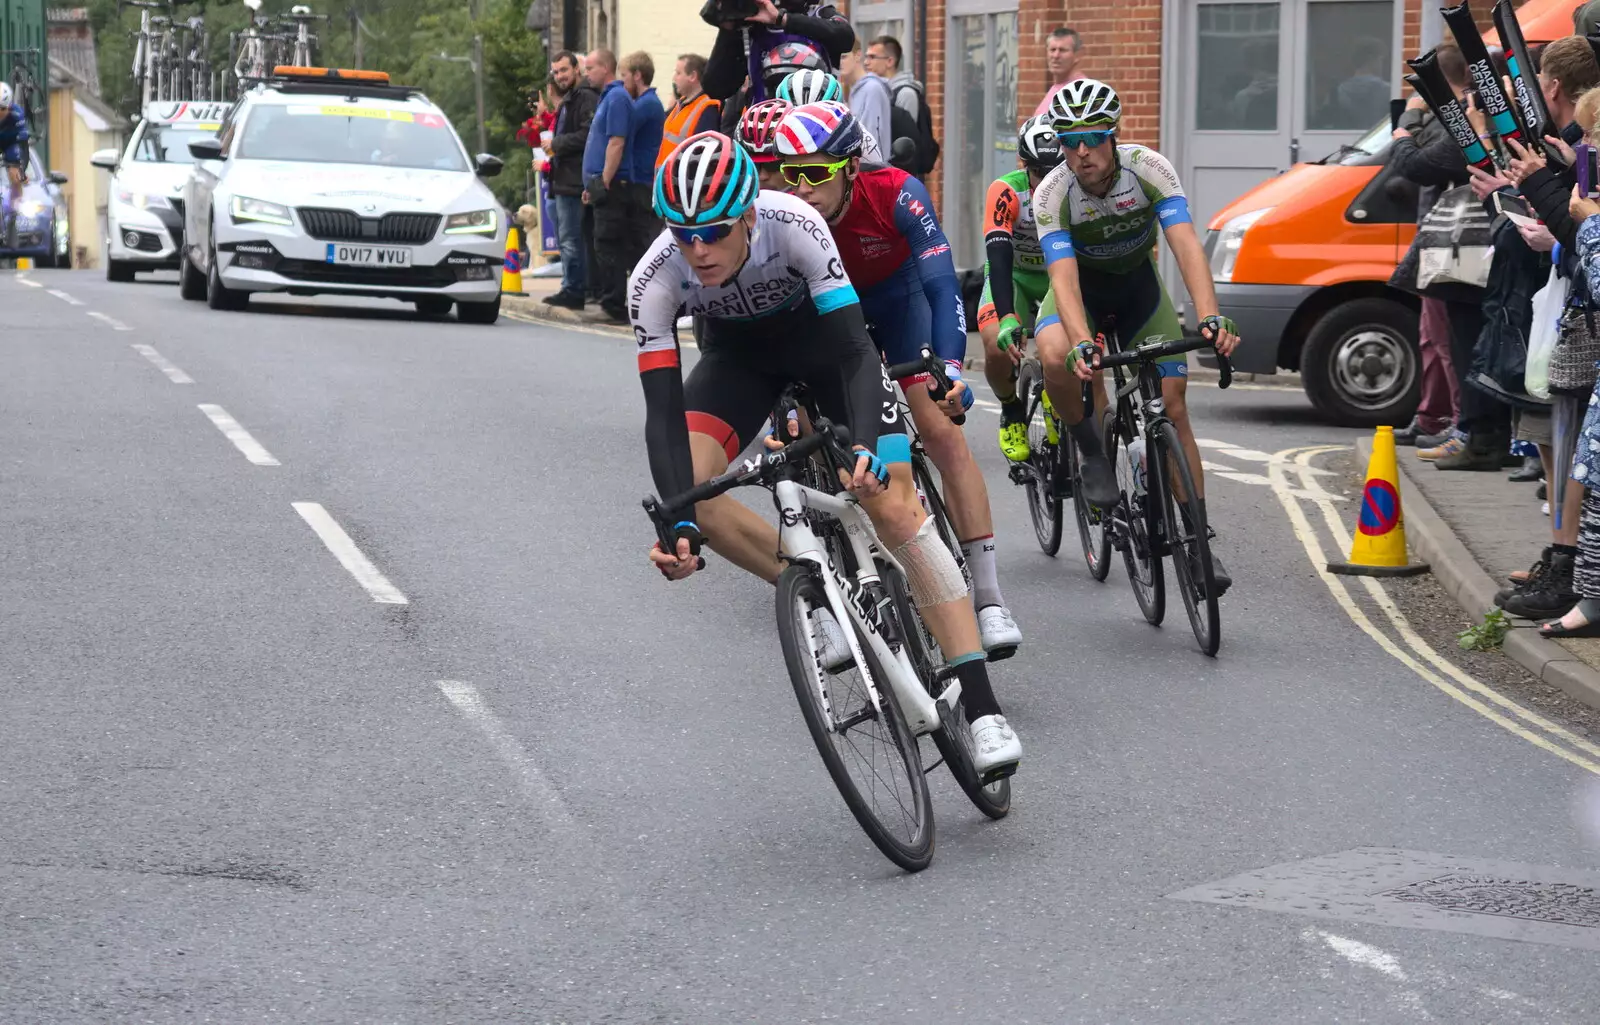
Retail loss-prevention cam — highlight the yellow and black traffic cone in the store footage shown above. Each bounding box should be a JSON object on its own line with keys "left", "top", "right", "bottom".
{"left": 501, "top": 226, "right": 527, "bottom": 296}
{"left": 1327, "top": 425, "right": 1430, "bottom": 577}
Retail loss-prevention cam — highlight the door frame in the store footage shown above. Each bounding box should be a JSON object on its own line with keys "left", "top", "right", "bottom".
{"left": 942, "top": 0, "right": 1020, "bottom": 270}
{"left": 853, "top": 0, "right": 915, "bottom": 60}
{"left": 1158, "top": 0, "right": 1405, "bottom": 316}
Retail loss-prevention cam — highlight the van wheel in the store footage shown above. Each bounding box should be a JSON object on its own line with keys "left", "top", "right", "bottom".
{"left": 1301, "top": 297, "right": 1420, "bottom": 428}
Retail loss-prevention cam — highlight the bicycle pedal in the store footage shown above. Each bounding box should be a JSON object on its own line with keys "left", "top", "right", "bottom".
{"left": 979, "top": 762, "right": 1019, "bottom": 786}
{"left": 984, "top": 644, "right": 1018, "bottom": 664}
{"left": 1007, "top": 464, "right": 1031, "bottom": 486}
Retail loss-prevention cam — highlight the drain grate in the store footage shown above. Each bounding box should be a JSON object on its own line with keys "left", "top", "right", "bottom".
{"left": 1168, "top": 847, "right": 1600, "bottom": 951}
{"left": 1381, "top": 875, "right": 1600, "bottom": 928}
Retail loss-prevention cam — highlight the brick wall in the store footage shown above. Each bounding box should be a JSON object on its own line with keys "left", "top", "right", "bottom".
{"left": 1015, "top": 1, "right": 1164, "bottom": 149}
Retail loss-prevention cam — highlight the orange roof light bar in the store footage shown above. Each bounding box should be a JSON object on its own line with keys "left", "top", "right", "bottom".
{"left": 272, "top": 66, "right": 391, "bottom": 83}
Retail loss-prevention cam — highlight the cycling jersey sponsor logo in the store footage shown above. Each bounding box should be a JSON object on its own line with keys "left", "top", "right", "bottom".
{"left": 629, "top": 243, "right": 678, "bottom": 306}
{"left": 1045, "top": 236, "right": 1073, "bottom": 257}
{"left": 825, "top": 257, "right": 846, "bottom": 280}
{"left": 896, "top": 190, "right": 938, "bottom": 236}
{"left": 990, "top": 189, "right": 1016, "bottom": 225}
{"left": 1093, "top": 216, "right": 1152, "bottom": 237}
{"left": 859, "top": 235, "right": 895, "bottom": 260}
{"left": 1114, "top": 197, "right": 1137, "bottom": 211}
{"left": 908, "top": 198, "right": 926, "bottom": 217}
{"left": 1157, "top": 205, "right": 1188, "bottom": 225}
{"left": 634, "top": 325, "right": 650, "bottom": 348}
{"left": 759, "top": 206, "right": 831, "bottom": 247}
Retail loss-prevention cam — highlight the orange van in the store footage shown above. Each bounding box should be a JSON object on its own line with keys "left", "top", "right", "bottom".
{"left": 1204, "top": 0, "right": 1578, "bottom": 426}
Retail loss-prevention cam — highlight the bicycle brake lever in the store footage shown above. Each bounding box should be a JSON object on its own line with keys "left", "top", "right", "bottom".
{"left": 1215, "top": 351, "right": 1234, "bottom": 390}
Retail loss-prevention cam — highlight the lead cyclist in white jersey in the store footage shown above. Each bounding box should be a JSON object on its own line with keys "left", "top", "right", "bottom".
{"left": 1028, "top": 79, "right": 1242, "bottom": 595}
{"left": 634, "top": 131, "right": 1023, "bottom": 775}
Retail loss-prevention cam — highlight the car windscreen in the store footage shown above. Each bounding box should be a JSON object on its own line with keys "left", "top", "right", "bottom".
{"left": 1329, "top": 118, "right": 1394, "bottom": 165}
{"left": 132, "top": 124, "right": 214, "bottom": 164}
{"left": 235, "top": 104, "right": 469, "bottom": 171}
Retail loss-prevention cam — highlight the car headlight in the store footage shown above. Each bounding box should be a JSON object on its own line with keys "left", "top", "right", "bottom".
{"left": 443, "top": 208, "right": 498, "bottom": 235}
{"left": 1210, "top": 207, "right": 1272, "bottom": 283}
{"left": 15, "top": 200, "right": 48, "bottom": 219}
{"left": 231, "top": 195, "right": 294, "bottom": 226}
{"left": 115, "top": 188, "right": 172, "bottom": 211}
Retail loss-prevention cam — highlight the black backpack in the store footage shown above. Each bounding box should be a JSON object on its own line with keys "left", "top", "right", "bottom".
{"left": 890, "top": 82, "right": 939, "bottom": 176}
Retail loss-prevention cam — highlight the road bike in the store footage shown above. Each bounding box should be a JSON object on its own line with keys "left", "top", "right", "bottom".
{"left": 280, "top": 5, "right": 330, "bottom": 68}
{"left": 1008, "top": 333, "right": 1114, "bottom": 580}
{"left": 643, "top": 403, "right": 1009, "bottom": 872}
{"left": 1092, "top": 323, "right": 1234, "bottom": 656}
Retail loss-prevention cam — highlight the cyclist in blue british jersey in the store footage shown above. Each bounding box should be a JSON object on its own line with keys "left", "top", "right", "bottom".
{"left": 775, "top": 101, "right": 1024, "bottom": 661}
{"left": 632, "top": 132, "right": 1022, "bottom": 775}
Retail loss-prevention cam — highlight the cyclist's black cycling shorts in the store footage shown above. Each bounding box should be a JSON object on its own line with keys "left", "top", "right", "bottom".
{"left": 685, "top": 319, "right": 909, "bottom": 465}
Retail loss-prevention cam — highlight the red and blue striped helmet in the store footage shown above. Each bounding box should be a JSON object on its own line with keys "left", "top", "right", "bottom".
{"left": 654, "top": 131, "right": 760, "bottom": 226}
{"left": 774, "top": 101, "right": 863, "bottom": 159}
{"left": 738, "top": 98, "right": 792, "bottom": 163}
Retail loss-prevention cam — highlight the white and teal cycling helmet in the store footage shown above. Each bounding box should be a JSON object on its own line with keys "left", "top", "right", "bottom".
{"left": 776, "top": 69, "right": 842, "bottom": 106}
{"left": 1048, "top": 78, "right": 1122, "bottom": 133}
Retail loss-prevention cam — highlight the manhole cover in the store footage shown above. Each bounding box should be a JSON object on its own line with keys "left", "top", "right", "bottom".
{"left": 1168, "top": 847, "right": 1600, "bottom": 951}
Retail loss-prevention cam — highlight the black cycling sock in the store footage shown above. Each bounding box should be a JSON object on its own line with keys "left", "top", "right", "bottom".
{"left": 951, "top": 653, "right": 1002, "bottom": 721}
{"left": 999, "top": 396, "right": 1026, "bottom": 423}
{"left": 1066, "top": 417, "right": 1104, "bottom": 460}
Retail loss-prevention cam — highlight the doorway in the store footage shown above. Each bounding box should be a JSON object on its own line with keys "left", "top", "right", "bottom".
{"left": 943, "top": 0, "right": 1019, "bottom": 271}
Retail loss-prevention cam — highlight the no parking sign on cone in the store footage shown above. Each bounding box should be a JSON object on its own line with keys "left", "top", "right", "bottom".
{"left": 1327, "top": 426, "right": 1431, "bottom": 577}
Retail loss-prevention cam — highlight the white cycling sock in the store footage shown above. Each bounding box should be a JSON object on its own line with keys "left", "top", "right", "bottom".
{"left": 961, "top": 534, "right": 1003, "bottom": 611}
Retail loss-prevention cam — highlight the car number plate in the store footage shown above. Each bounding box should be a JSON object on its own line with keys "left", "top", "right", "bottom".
{"left": 327, "top": 244, "right": 412, "bottom": 268}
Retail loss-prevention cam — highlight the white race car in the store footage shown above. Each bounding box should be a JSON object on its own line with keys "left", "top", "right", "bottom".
{"left": 94, "top": 101, "right": 233, "bottom": 282}
{"left": 179, "top": 67, "right": 507, "bottom": 323}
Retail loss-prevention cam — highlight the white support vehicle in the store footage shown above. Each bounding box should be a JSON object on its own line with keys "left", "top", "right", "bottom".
{"left": 93, "top": 101, "right": 233, "bottom": 281}
{"left": 178, "top": 66, "right": 507, "bottom": 323}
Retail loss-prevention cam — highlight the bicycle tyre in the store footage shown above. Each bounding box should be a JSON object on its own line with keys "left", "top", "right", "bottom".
{"left": 1017, "top": 359, "right": 1063, "bottom": 556}
{"left": 775, "top": 564, "right": 935, "bottom": 872}
{"left": 1108, "top": 413, "right": 1164, "bottom": 625}
{"left": 1152, "top": 421, "right": 1220, "bottom": 656}
{"left": 1068, "top": 406, "right": 1115, "bottom": 582}
{"left": 884, "top": 562, "right": 1010, "bottom": 820}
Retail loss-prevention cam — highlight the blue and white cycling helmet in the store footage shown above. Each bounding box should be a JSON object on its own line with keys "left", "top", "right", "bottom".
{"left": 776, "top": 69, "right": 842, "bottom": 106}
{"left": 654, "top": 131, "right": 760, "bottom": 226}
{"left": 773, "top": 101, "right": 863, "bottom": 159}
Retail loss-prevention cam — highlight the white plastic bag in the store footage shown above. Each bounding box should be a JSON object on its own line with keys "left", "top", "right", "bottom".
{"left": 1526, "top": 265, "right": 1568, "bottom": 401}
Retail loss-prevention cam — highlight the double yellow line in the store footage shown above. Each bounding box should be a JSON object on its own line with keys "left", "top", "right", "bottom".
{"left": 1268, "top": 445, "right": 1600, "bottom": 775}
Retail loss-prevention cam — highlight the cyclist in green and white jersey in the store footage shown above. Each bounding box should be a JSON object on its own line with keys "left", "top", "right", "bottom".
{"left": 978, "top": 116, "right": 1062, "bottom": 462}
{"left": 1030, "top": 79, "right": 1242, "bottom": 594}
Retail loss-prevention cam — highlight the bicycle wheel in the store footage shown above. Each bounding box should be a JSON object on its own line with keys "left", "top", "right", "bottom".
{"left": 1152, "top": 421, "right": 1220, "bottom": 656}
{"left": 1107, "top": 413, "right": 1164, "bottom": 625}
{"left": 911, "top": 453, "right": 972, "bottom": 591}
{"left": 1017, "top": 359, "right": 1063, "bottom": 555}
{"left": 1067, "top": 406, "right": 1114, "bottom": 582}
{"left": 884, "top": 562, "right": 1010, "bottom": 819}
{"left": 775, "top": 564, "right": 935, "bottom": 871}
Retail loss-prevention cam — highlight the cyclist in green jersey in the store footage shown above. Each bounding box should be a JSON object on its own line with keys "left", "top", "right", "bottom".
{"left": 978, "top": 116, "right": 1062, "bottom": 462}
{"left": 1030, "top": 79, "right": 1242, "bottom": 594}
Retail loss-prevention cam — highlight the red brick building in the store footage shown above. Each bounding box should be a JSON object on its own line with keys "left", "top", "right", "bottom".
{"left": 837, "top": 0, "right": 1539, "bottom": 274}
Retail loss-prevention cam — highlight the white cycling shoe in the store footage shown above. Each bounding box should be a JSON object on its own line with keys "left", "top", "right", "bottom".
{"left": 978, "top": 605, "right": 1022, "bottom": 661}
{"left": 970, "top": 714, "right": 1022, "bottom": 777}
{"left": 815, "top": 609, "right": 857, "bottom": 673}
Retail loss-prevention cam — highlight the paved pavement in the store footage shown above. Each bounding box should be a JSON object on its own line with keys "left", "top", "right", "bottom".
{"left": 7, "top": 268, "right": 1600, "bottom": 1022}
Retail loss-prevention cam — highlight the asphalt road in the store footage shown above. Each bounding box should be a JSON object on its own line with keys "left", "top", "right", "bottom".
{"left": 6, "top": 268, "right": 1600, "bottom": 1024}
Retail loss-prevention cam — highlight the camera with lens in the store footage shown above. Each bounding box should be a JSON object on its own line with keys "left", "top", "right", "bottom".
{"left": 700, "top": 0, "right": 763, "bottom": 24}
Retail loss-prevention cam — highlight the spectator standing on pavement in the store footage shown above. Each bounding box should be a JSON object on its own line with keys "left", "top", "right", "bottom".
{"left": 838, "top": 38, "right": 892, "bottom": 156}
{"left": 581, "top": 49, "right": 635, "bottom": 324}
{"left": 868, "top": 35, "right": 939, "bottom": 177}
{"left": 545, "top": 51, "right": 598, "bottom": 311}
{"left": 623, "top": 52, "right": 666, "bottom": 267}
{"left": 1033, "top": 27, "right": 1084, "bottom": 117}
{"left": 657, "top": 54, "right": 721, "bottom": 169}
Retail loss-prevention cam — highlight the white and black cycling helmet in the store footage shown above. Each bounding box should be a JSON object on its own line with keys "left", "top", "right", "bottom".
{"left": 1048, "top": 78, "right": 1122, "bottom": 133}
{"left": 1017, "top": 115, "right": 1063, "bottom": 169}
{"left": 0, "top": 83, "right": 12, "bottom": 109}
{"left": 776, "top": 69, "right": 842, "bottom": 106}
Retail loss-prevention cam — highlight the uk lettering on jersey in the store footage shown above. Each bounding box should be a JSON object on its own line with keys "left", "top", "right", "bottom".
{"left": 1032, "top": 145, "right": 1195, "bottom": 275}
{"left": 627, "top": 189, "right": 858, "bottom": 373}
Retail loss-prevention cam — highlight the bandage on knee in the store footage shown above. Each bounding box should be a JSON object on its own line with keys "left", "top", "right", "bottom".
{"left": 894, "top": 516, "right": 969, "bottom": 608}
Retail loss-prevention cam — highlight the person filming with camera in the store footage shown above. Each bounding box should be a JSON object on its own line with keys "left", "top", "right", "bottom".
{"left": 700, "top": 0, "right": 853, "bottom": 115}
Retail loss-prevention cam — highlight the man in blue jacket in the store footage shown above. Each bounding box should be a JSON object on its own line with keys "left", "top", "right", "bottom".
{"left": 0, "top": 83, "right": 30, "bottom": 192}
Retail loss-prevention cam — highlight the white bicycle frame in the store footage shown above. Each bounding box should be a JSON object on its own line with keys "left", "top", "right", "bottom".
{"left": 773, "top": 477, "right": 960, "bottom": 738}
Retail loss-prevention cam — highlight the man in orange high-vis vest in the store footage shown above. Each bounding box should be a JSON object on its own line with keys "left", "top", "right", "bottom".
{"left": 656, "top": 54, "right": 723, "bottom": 168}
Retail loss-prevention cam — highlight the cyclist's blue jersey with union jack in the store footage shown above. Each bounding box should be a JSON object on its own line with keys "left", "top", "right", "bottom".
{"left": 0, "top": 103, "right": 30, "bottom": 165}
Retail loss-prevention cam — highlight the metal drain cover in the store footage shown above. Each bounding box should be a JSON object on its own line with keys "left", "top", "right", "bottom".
{"left": 1168, "top": 847, "right": 1600, "bottom": 951}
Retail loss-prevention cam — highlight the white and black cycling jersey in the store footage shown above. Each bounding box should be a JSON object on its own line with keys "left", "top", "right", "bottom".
{"left": 628, "top": 189, "right": 860, "bottom": 369}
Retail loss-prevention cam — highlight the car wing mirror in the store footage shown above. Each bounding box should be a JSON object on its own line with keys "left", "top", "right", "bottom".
{"left": 475, "top": 153, "right": 504, "bottom": 178}
{"left": 188, "top": 136, "right": 225, "bottom": 161}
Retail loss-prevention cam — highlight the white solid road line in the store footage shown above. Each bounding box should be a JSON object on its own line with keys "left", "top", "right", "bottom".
{"left": 292, "top": 501, "right": 408, "bottom": 604}
{"left": 436, "top": 680, "right": 581, "bottom": 835}
{"left": 130, "top": 343, "right": 194, "bottom": 384}
{"left": 46, "top": 289, "right": 84, "bottom": 306}
{"left": 198, "top": 404, "right": 280, "bottom": 467}
{"left": 13, "top": 274, "right": 41, "bottom": 288}
{"left": 87, "top": 311, "right": 133, "bottom": 331}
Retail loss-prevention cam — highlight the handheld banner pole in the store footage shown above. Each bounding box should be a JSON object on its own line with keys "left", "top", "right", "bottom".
{"left": 1441, "top": 1, "right": 1523, "bottom": 162}
{"left": 1406, "top": 54, "right": 1497, "bottom": 173}
{"left": 1493, "top": 0, "right": 1556, "bottom": 159}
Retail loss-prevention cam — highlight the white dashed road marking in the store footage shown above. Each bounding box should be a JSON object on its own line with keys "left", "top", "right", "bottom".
{"left": 130, "top": 344, "right": 194, "bottom": 384}
{"left": 292, "top": 501, "right": 408, "bottom": 604}
{"left": 46, "top": 289, "right": 83, "bottom": 306}
{"left": 436, "top": 680, "right": 581, "bottom": 835}
{"left": 87, "top": 311, "right": 132, "bottom": 331}
{"left": 198, "top": 404, "right": 280, "bottom": 466}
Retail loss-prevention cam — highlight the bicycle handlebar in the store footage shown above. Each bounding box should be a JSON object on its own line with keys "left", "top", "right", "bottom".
{"left": 642, "top": 420, "right": 854, "bottom": 546}
{"left": 1093, "top": 336, "right": 1234, "bottom": 390}
{"left": 884, "top": 347, "right": 967, "bottom": 426}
